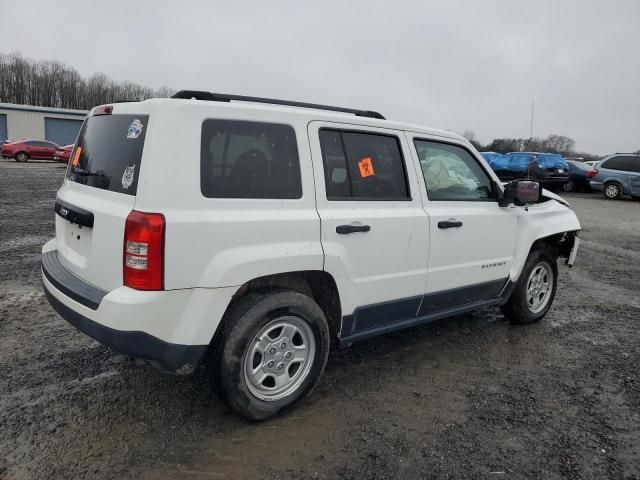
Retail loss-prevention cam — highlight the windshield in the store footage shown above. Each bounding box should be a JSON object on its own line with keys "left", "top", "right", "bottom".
{"left": 66, "top": 114, "right": 149, "bottom": 195}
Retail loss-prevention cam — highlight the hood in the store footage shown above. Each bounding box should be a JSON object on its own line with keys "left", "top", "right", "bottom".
{"left": 541, "top": 188, "right": 570, "bottom": 207}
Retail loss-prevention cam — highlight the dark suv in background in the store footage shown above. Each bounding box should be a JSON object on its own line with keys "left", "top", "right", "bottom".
{"left": 590, "top": 154, "right": 640, "bottom": 199}
{"left": 480, "top": 152, "right": 569, "bottom": 190}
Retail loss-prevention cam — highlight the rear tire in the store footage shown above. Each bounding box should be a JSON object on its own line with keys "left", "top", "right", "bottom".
{"left": 603, "top": 182, "right": 622, "bottom": 199}
{"left": 501, "top": 249, "right": 558, "bottom": 325}
{"left": 562, "top": 180, "right": 575, "bottom": 192}
{"left": 15, "top": 152, "right": 28, "bottom": 162}
{"left": 212, "top": 289, "right": 330, "bottom": 421}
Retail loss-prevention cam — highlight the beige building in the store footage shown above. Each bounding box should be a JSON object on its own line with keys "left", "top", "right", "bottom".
{"left": 0, "top": 103, "right": 88, "bottom": 146}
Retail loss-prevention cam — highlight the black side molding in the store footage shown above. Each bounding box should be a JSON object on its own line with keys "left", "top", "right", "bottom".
{"left": 55, "top": 198, "right": 94, "bottom": 228}
{"left": 42, "top": 251, "right": 107, "bottom": 310}
{"left": 339, "top": 278, "right": 513, "bottom": 346}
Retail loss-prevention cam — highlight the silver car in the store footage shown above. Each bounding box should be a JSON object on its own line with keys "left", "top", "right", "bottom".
{"left": 590, "top": 154, "right": 640, "bottom": 199}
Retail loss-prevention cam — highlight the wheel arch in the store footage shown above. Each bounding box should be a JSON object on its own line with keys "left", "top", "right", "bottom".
{"left": 210, "top": 270, "right": 343, "bottom": 351}
{"left": 510, "top": 231, "right": 577, "bottom": 283}
{"left": 509, "top": 199, "right": 580, "bottom": 284}
{"left": 529, "top": 232, "right": 576, "bottom": 260}
{"left": 603, "top": 178, "right": 626, "bottom": 195}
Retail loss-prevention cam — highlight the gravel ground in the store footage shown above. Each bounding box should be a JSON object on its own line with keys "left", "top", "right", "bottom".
{"left": 1, "top": 159, "right": 639, "bottom": 480}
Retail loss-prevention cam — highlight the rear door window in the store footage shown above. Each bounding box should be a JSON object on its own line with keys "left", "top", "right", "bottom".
{"left": 319, "top": 129, "right": 409, "bottom": 200}
{"left": 602, "top": 156, "right": 632, "bottom": 171}
{"left": 66, "top": 114, "right": 149, "bottom": 195}
{"left": 201, "top": 120, "right": 301, "bottom": 199}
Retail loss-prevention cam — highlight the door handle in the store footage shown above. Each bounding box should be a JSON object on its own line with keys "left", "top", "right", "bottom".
{"left": 336, "top": 224, "right": 371, "bottom": 234}
{"left": 438, "top": 219, "right": 463, "bottom": 229}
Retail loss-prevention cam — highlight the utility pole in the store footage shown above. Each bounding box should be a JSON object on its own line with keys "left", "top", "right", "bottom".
{"left": 530, "top": 100, "right": 535, "bottom": 138}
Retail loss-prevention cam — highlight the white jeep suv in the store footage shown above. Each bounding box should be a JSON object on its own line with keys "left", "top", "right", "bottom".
{"left": 42, "top": 91, "right": 580, "bottom": 420}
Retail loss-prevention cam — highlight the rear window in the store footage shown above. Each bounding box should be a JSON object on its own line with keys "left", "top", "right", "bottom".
{"left": 507, "top": 154, "right": 535, "bottom": 170}
{"left": 537, "top": 154, "right": 566, "bottom": 168}
{"left": 66, "top": 114, "right": 149, "bottom": 195}
{"left": 201, "top": 120, "right": 301, "bottom": 199}
{"left": 570, "top": 161, "right": 591, "bottom": 171}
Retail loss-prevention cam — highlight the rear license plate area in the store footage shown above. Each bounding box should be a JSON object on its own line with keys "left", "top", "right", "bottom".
{"left": 56, "top": 216, "right": 93, "bottom": 266}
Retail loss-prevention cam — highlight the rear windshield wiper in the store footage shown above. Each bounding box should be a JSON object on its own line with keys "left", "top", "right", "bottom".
{"left": 71, "top": 167, "right": 108, "bottom": 178}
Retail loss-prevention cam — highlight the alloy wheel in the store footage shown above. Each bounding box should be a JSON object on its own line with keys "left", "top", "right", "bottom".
{"left": 526, "top": 262, "right": 553, "bottom": 314}
{"left": 605, "top": 184, "right": 620, "bottom": 199}
{"left": 243, "top": 316, "right": 316, "bottom": 401}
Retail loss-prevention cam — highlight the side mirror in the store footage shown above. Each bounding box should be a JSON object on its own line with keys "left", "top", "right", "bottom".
{"left": 499, "top": 180, "right": 541, "bottom": 206}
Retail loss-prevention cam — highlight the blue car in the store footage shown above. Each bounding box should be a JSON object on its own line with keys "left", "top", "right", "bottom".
{"left": 590, "top": 154, "right": 640, "bottom": 199}
{"left": 563, "top": 160, "right": 596, "bottom": 192}
{"left": 480, "top": 152, "right": 569, "bottom": 190}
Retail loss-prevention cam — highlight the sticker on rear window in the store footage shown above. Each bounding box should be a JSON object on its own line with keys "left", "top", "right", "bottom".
{"left": 126, "top": 119, "right": 144, "bottom": 139}
{"left": 121, "top": 164, "right": 136, "bottom": 189}
{"left": 358, "top": 157, "right": 375, "bottom": 178}
{"left": 72, "top": 146, "right": 82, "bottom": 167}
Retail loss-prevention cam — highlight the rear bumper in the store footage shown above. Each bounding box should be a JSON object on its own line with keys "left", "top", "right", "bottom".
{"left": 589, "top": 181, "right": 604, "bottom": 192}
{"left": 44, "top": 286, "right": 206, "bottom": 373}
{"left": 41, "top": 242, "right": 237, "bottom": 373}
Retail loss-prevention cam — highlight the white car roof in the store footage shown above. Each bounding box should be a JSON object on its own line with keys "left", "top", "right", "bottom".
{"left": 111, "top": 95, "right": 468, "bottom": 144}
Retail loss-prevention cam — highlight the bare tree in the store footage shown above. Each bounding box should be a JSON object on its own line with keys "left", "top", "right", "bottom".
{"left": 462, "top": 129, "right": 476, "bottom": 142}
{"left": 485, "top": 135, "right": 576, "bottom": 155}
{"left": 0, "top": 51, "right": 174, "bottom": 109}
{"left": 544, "top": 135, "right": 575, "bottom": 155}
{"left": 461, "top": 129, "right": 484, "bottom": 150}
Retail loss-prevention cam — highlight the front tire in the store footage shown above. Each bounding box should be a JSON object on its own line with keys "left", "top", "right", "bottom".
{"left": 501, "top": 249, "right": 558, "bottom": 325}
{"left": 213, "top": 289, "right": 330, "bottom": 421}
{"left": 603, "top": 182, "right": 622, "bottom": 199}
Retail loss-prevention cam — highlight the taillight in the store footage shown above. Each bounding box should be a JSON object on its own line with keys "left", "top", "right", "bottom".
{"left": 93, "top": 104, "right": 113, "bottom": 116}
{"left": 588, "top": 169, "right": 598, "bottom": 178}
{"left": 123, "top": 210, "right": 165, "bottom": 290}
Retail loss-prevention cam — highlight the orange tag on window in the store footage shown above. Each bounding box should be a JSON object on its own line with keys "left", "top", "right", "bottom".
{"left": 358, "top": 157, "right": 375, "bottom": 178}
{"left": 72, "top": 146, "right": 82, "bottom": 167}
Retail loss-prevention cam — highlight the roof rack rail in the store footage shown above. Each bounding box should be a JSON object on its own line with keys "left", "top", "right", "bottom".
{"left": 170, "top": 90, "right": 385, "bottom": 120}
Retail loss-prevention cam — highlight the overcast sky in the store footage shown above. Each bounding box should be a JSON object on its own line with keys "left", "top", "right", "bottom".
{"left": 1, "top": 0, "right": 638, "bottom": 154}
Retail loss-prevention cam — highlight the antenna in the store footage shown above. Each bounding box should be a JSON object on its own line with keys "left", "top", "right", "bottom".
{"left": 530, "top": 100, "right": 535, "bottom": 138}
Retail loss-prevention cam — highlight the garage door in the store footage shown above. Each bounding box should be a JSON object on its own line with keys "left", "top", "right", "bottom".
{"left": 0, "top": 114, "right": 7, "bottom": 142}
{"left": 45, "top": 118, "right": 83, "bottom": 146}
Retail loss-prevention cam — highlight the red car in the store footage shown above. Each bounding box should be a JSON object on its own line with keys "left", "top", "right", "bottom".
{"left": 0, "top": 140, "right": 61, "bottom": 162}
{"left": 53, "top": 144, "right": 74, "bottom": 163}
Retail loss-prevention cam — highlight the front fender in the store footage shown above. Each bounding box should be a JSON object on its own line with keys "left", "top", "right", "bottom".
{"left": 509, "top": 199, "right": 581, "bottom": 282}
